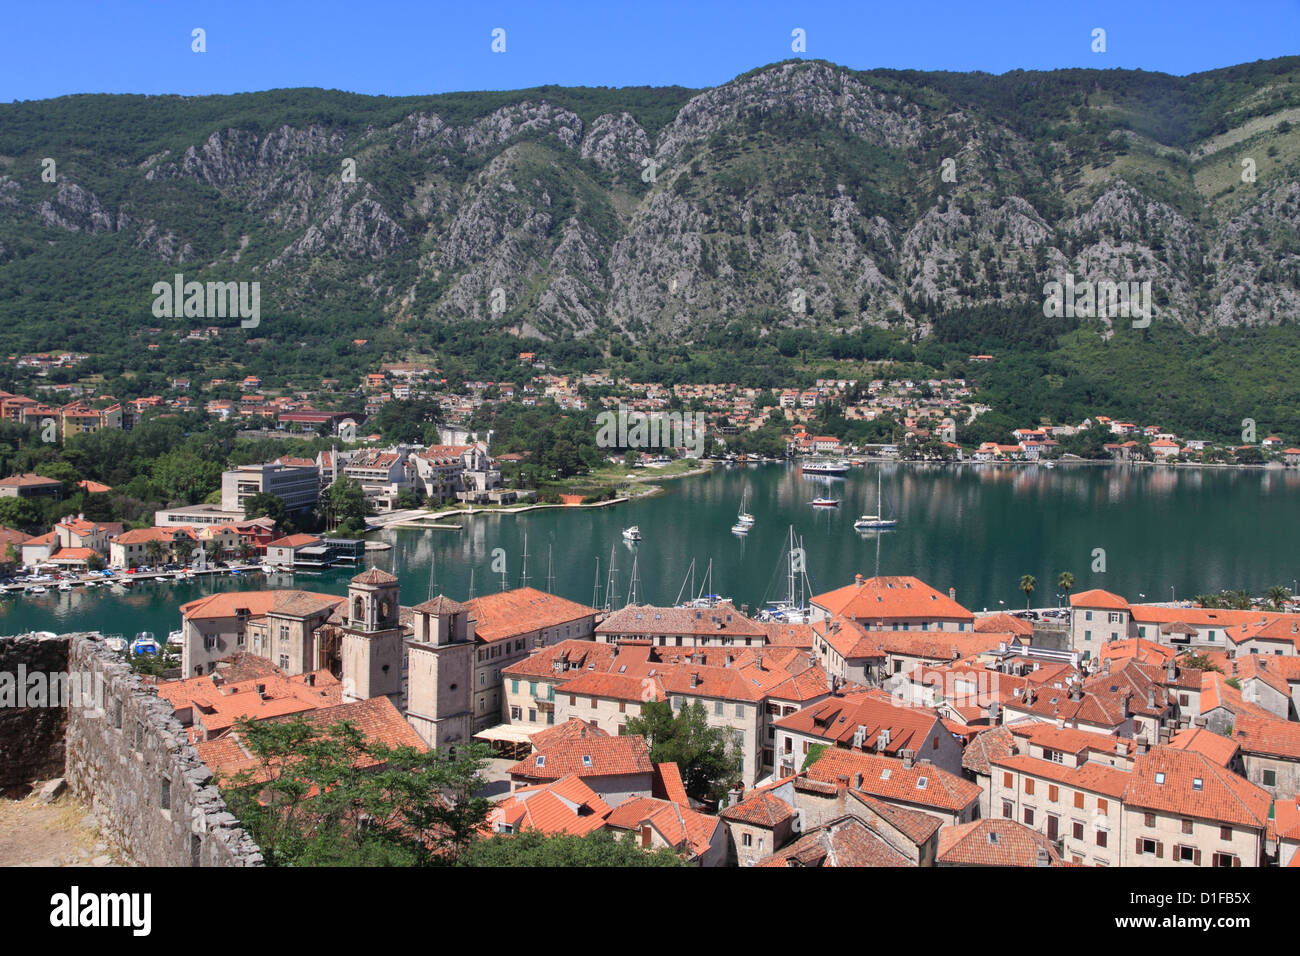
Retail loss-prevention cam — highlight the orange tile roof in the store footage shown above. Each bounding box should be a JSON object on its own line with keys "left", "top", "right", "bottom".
{"left": 804, "top": 747, "right": 982, "bottom": 814}
{"left": 528, "top": 718, "right": 611, "bottom": 749}
{"left": 604, "top": 795, "right": 719, "bottom": 858}
{"left": 180, "top": 589, "right": 341, "bottom": 622}
{"left": 1167, "top": 727, "right": 1239, "bottom": 767}
{"left": 937, "top": 818, "right": 1064, "bottom": 867}
{"left": 488, "top": 774, "right": 612, "bottom": 837}
{"left": 653, "top": 762, "right": 690, "bottom": 806}
{"left": 755, "top": 816, "right": 912, "bottom": 867}
{"left": 719, "top": 790, "right": 794, "bottom": 827}
{"left": 1232, "top": 714, "right": 1300, "bottom": 761}
{"left": 1069, "top": 589, "right": 1129, "bottom": 610}
{"left": 974, "top": 612, "right": 1034, "bottom": 636}
{"left": 813, "top": 575, "right": 973, "bottom": 623}
{"left": 774, "top": 689, "right": 946, "bottom": 756}
{"left": 597, "top": 602, "right": 767, "bottom": 640}
{"left": 991, "top": 753, "right": 1131, "bottom": 799}
{"left": 1123, "top": 747, "right": 1270, "bottom": 829}
{"left": 509, "top": 735, "right": 654, "bottom": 781}
{"left": 467, "top": 587, "right": 597, "bottom": 643}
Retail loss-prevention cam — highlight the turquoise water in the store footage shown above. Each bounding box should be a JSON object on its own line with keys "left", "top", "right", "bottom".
{"left": 3, "top": 461, "right": 1298, "bottom": 637}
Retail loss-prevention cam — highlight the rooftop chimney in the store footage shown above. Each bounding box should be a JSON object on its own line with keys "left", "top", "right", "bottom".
{"left": 1102, "top": 659, "right": 1111, "bottom": 676}
{"left": 854, "top": 772, "right": 864, "bottom": 789}
{"left": 855, "top": 574, "right": 864, "bottom": 586}
{"left": 1165, "top": 658, "right": 1176, "bottom": 681}
{"left": 1147, "top": 688, "right": 1156, "bottom": 709}
{"left": 1136, "top": 735, "right": 1148, "bottom": 754}
{"left": 306, "top": 674, "right": 315, "bottom": 687}
{"left": 690, "top": 672, "right": 700, "bottom": 688}
{"left": 901, "top": 749, "right": 915, "bottom": 769}
{"left": 1036, "top": 847, "right": 1051, "bottom": 867}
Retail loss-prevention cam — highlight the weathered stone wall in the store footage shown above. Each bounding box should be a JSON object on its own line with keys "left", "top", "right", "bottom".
{"left": 64, "top": 633, "right": 263, "bottom": 867}
{"left": 0, "top": 633, "right": 71, "bottom": 789}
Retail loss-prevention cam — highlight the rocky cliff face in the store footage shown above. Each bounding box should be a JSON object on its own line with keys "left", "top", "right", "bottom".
{"left": 1, "top": 58, "right": 1298, "bottom": 341}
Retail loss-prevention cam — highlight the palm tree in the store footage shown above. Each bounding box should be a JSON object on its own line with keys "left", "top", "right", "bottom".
{"left": 204, "top": 539, "right": 222, "bottom": 566}
{"left": 144, "top": 540, "right": 166, "bottom": 568}
{"left": 1020, "top": 574, "right": 1037, "bottom": 610}
{"left": 1193, "top": 594, "right": 1218, "bottom": 609}
{"left": 1058, "top": 571, "right": 1074, "bottom": 604}
{"left": 1267, "top": 585, "right": 1291, "bottom": 610}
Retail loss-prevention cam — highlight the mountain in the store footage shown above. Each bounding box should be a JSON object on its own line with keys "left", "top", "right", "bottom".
{"left": 1, "top": 58, "right": 1299, "bottom": 354}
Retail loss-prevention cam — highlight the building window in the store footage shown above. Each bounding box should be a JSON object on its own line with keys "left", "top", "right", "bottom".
{"left": 1144, "top": 812, "right": 1156, "bottom": 828}
{"left": 1095, "top": 829, "right": 1107, "bottom": 848}
{"left": 511, "top": 680, "right": 519, "bottom": 694}
{"left": 1140, "top": 839, "right": 1160, "bottom": 857}
{"left": 742, "top": 833, "right": 753, "bottom": 847}
{"left": 1097, "top": 798, "right": 1108, "bottom": 815}
{"left": 1262, "top": 769, "right": 1277, "bottom": 788}
{"left": 1004, "top": 772, "right": 1013, "bottom": 788}
{"left": 1073, "top": 792, "right": 1084, "bottom": 809}
{"left": 1072, "top": 821, "right": 1084, "bottom": 840}
{"left": 802, "top": 741, "right": 809, "bottom": 755}
{"left": 1048, "top": 785, "right": 1059, "bottom": 803}
{"left": 1181, "top": 819, "right": 1193, "bottom": 835}
{"left": 735, "top": 703, "right": 744, "bottom": 718}
{"left": 1220, "top": 826, "right": 1232, "bottom": 841}
{"left": 1177, "top": 845, "right": 1197, "bottom": 863}
{"left": 1002, "top": 801, "right": 1013, "bottom": 819}
{"left": 714, "top": 700, "right": 723, "bottom": 716}
{"left": 1212, "top": 852, "right": 1235, "bottom": 867}
{"left": 1023, "top": 807, "right": 1034, "bottom": 826}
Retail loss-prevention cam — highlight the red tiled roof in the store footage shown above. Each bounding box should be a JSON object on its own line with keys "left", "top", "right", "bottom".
{"left": 804, "top": 748, "right": 982, "bottom": 814}
{"left": 467, "top": 587, "right": 597, "bottom": 643}
{"left": 1123, "top": 747, "right": 1270, "bottom": 829}
{"left": 719, "top": 790, "right": 794, "bottom": 827}
{"left": 755, "top": 816, "right": 912, "bottom": 867}
{"left": 813, "top": 575, "right": 973, "bottom": 623}
{"left": 937, "top": 818, "right": 1063, "bottom": 867}
{"left": 509, "top": 735, "right": 654, "bottom": 781}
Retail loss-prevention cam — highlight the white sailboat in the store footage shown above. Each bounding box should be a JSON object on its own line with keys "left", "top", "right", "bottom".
{"left": 759, "top": 527, "right": 815, "bottom": 624}
{"left": 854, "top": 470, "right": 898, "bottom": 530}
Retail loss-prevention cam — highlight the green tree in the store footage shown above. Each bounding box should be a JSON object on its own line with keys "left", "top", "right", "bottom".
{"left": 1058, "top": 571, "right": 1074, "bottom": 604}
{"left": 1020, "top": 574, "right": 1037, "bottom": 610}
{"left": 219, "top": 716, "right": 491, "bottom": 866}
{"left": 324, "top": 477, "right": 370, "bottom": 531}
{"left": 244, "top": 492, "right": 289, "bottom": 529}
{"left": 623, "top": 700, "right": 742, "bottom": 804}
{"left": 1266, "top": 585, "right": 1291, "bottom": 610}
{"left": 459, "top": 828, "right": 686, "bottom": 867}
{"left": 144, "top": 540, "right": 166, "bottom": 567}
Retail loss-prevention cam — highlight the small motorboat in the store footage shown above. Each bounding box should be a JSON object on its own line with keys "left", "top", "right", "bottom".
{"left": 622, "top": 526, "right": 642, "bottom": 542}
{"left": 810, "top": 497, "right": 839, "bottom": 507}
{"left": 58, "top": 582, "right": 72, "bottom": 592}
{"left": 131, "top": 632, "right": 159, "bottom": 656}
{"left": 28, "top": 585, "right": 48, "bottom": 594}
{"left": 167, "top": 630, "right": 185, "bottom": 645}
{"left": 730, "top": 522, "right": 750, "bottom": 534}
{"left": 103, "top": 636, "right": 128, "bottom": 653}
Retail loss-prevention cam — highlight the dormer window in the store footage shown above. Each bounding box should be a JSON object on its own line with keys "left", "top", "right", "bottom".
{"left": 916, "top": 777, "right": 928, "bottom": 789}
{"left": 1155, "top": 772, "right": 1165, "bottom": 785}
{"left": 582, "top": 755, "right": 592, "bottom": 767}
{"left": 535, "top": 755, "right": 545, "bottom": 767}
{"left": 1192, "top": 778, "right": 1203, "bottom": 791}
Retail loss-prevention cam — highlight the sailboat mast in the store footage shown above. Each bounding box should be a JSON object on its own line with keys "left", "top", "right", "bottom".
{"left": 592, "top": 557, "right": 601, "bottom": 610}
{"left": 519, "top": 532, "right": 530, "bottom": 589}
{"left": 468, "top": 568, "right": 476, "bottom": 600}
{"left": 547, "top": 544, "right": 555, "bottom": 594}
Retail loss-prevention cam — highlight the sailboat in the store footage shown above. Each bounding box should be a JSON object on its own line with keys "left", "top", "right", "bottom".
{"left": 622, "top": 526, "right": 642, "bottom": 542}
{"left": 854, "top": 470, "right": 898, "bottom": 530}
{"left": 732, "top": 502, "right": 755, "bottom": 531}
{"left": 759, "top": 527, "right": 815, "bottom": 624}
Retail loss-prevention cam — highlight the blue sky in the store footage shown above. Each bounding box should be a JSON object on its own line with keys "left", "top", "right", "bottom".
{"left": 2, "top": 0, "right": 1297, "bottom": 101}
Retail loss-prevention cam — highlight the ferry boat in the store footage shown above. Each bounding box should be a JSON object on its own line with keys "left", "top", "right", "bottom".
{"left": 622, "top": 526, "right": 642, "bottom": 542}
{"left": 802, "top": 459, "right": 852, "bottom": 476}
{"left": 810, "top": 496, "right": 839, "bottom": 507}
{"left": 854, "top": 470, "right": 898, "bottom": 530}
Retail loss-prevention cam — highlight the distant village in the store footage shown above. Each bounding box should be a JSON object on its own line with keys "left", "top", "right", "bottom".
{"left": 4, "top": 349, "right": 1297, "bottom": 471}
